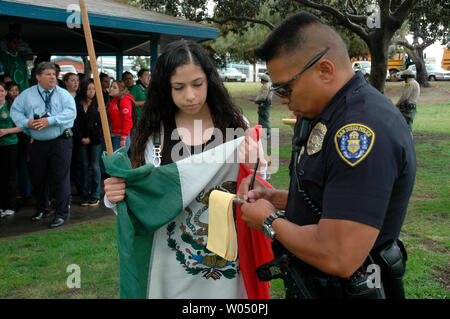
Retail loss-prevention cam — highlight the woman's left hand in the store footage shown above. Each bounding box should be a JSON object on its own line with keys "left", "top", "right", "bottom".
{"left": 238, "top": 134, "right": 267, "bottom": 171}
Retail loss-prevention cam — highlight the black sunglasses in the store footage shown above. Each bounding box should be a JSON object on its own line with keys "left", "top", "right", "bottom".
{"left": 270, "top": 47, "right": 330, "bottom": 98}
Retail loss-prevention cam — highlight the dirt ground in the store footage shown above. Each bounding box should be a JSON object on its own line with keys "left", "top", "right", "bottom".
{"left": 384, "top": 81, "right": 450, "bottom": 105}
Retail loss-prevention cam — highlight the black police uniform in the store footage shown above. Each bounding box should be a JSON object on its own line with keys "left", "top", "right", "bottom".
{"left": 280, "top": 71, "right": 416, "bottom": 298}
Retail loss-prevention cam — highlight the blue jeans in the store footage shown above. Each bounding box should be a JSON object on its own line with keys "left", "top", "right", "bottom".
{"left": 79, "top": 143, "right": 102, "bottom": 200}
{"left": 111, "top": 135, "right": 130, "bottom": 152}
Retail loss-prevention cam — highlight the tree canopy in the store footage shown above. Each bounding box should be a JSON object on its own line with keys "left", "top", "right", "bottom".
{"left": 124, "top": 0, "right": 449, "bottom": 92}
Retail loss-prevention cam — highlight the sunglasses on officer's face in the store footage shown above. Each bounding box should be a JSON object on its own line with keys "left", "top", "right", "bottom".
{"left": 270, "top": 47, "right": 330, "bottom": 98}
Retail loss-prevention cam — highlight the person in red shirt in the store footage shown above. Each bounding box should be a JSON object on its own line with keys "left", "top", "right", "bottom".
{"left": 108, "top": 80, "right": 134, "bottom": 151}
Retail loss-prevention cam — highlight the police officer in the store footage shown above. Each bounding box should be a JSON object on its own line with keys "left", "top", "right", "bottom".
{"left": 252, "top": 74, "right": 273, "bottom": 138}
{"left": 237, "top": 12, "right": 416, "bottom": 299}
{"left": 396, "top": 69, "right": 420, "bottom": 136}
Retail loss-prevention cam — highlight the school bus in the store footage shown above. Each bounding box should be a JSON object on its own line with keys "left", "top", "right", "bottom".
{"left": 442, "top": 47, "right": 450, "bottom": 71}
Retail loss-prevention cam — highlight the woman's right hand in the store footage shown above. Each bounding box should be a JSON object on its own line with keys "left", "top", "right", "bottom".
{"left": 104, "top": 177, "right": 126, "bottom": 204}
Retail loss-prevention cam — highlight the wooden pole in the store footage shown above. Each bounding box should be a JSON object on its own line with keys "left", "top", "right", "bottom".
{"left": 79, "top": 0, "right": 113, "bottom": 155}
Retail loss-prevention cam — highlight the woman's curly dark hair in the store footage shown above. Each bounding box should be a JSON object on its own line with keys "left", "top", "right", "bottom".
{"left": 130, "top": 39, "right": 248, "bottom": 167}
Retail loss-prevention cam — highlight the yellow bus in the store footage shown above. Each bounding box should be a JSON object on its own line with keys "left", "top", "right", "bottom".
{"left": 442, "top": 47, "right": 450, "bottom": 71}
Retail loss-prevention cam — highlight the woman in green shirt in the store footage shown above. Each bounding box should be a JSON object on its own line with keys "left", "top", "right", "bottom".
{"left": 0, "top": 81, "right": 22, "bottom": 218}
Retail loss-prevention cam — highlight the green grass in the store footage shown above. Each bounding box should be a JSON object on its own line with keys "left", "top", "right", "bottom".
{"left": 414, "top": 103, "right": 450, "bottom": 134}
{"left": 0, "top": 220, "right": 119, "bottom": 298}
{"left": 0, "top": 82, "right": 448, "bottom": 299}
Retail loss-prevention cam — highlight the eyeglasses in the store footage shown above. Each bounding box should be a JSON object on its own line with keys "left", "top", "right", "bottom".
{"left": 270, "top": 47, "right": 330, "bottom": 98}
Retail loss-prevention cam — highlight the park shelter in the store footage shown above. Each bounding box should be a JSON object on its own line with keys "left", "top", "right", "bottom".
{"left": 0, "top": 0, "right": 220, "bottom": 76}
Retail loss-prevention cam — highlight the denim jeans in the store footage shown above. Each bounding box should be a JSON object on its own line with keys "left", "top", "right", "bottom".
{"left": 79, "top": 143, "right": 102, "bottom": 200}
{"left": 111, "top": 135, "right": 130, "bottom": 152}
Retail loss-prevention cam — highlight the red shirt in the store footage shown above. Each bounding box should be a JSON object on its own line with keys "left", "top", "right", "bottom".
{"left": 108, "top": 93, "right": 134, "bottom": 139}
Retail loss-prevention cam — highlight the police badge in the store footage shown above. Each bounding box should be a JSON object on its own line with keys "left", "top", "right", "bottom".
{"left": 307, "top": 122, "right": 327, "bottom": 155}
{"left": 335, "top": 123, "right": 375, "bottom": 167}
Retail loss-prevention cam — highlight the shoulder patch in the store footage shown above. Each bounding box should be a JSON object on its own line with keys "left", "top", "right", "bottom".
{"left": 334, "top": 123, "right": 375, "bottom": 167}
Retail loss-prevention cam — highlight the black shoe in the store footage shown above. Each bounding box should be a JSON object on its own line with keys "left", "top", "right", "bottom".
{"left": 31, "top": 211, "right": 51, "bottom": 221}
{"left": 80, "top": 199, "right": 90, "bottom": 207}
{"left": 49, "top": 217, "right": 65, "bottom": 228}
{"left": 88, "top": 198, "right": 100, "bottom": 207}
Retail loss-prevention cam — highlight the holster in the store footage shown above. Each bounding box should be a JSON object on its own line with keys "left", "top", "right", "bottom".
{"left": 371, "top": 238, "right": 408, "bottom": 298}
{"left": 399, "top": 101, "right": 417, "bottom": 124}
{"left": 256, "top": 239, "right": 407, "bottom": 299}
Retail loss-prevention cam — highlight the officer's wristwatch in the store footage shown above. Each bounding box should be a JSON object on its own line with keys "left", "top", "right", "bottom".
{"left": 262, "top": 210, "right": 285, "bottom": 239}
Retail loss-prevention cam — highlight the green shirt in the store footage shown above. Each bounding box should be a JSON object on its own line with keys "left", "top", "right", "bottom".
{"left": 128, "top": 84, "right": 146, "bottom": 123}
{"left": 0, "top": 101, "right": 18, "bottom": 146}
{"left": 0, "top": 50, "right": 30, "bottom": 92}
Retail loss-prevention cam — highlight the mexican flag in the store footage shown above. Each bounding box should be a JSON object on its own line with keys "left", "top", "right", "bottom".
{"left": 103, "top": 129, "right": 274, "bottom": 299}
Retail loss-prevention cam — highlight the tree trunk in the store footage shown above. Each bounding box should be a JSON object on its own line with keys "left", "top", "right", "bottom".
{"left": 368, "top": 32, "right": 390, "bottom": 94}
{"left": 407, "top": 47, "right": 430, "bottom": 87}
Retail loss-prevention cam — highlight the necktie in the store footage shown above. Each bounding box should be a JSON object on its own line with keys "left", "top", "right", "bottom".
{"left": 44, "top": 90, "right": 51, "bottom": 112}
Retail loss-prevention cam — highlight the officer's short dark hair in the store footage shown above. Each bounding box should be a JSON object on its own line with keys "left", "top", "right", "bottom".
{"left": 35, "top": 62, "right": 56, "bottom": 75}
{"left": 137, "top": 68, "right": 149, "bottom": 78}
{"left": 254, "top": 12, "right": 324, "bottom": 61}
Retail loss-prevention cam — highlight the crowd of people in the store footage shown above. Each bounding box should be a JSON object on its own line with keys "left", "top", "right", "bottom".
{"left": 0, "top": 23, "right": 151, "bottom": 227}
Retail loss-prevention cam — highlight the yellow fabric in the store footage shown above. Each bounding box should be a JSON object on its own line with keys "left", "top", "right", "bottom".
{"left": 207, "top": 190, "right": 238, "bottom": 261}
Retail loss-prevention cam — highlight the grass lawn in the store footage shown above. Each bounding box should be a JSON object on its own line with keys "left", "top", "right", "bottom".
{"left": 0, "top": 82, "right": 448, "bottom": 299}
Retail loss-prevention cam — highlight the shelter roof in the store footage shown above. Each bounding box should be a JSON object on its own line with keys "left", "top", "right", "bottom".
{"left": 0, "top": 0, "right": 219, "bottom": 55}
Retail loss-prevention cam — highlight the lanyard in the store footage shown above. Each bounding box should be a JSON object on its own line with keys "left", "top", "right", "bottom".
{"left": 37, "top": 86, "right": 56, "bottom": 113}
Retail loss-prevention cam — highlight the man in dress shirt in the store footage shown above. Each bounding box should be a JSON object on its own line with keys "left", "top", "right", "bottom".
{"left": 11, "top": 62, "right": 76, "bottom": 228}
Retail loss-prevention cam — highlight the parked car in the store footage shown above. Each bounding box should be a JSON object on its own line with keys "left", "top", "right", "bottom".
{"left": 396, "top": 64, "right": 450, "bottom": 81}
{"left": 352, "top": 61, "right": 371, "bottom": 80}
{"left": 59, "top": 64, "right": 77, "bottom": 78}
{"left": 257, "top": 68, "right": 268, "bottom": 79}
{"left": 219, "top": 68, "right": 246, "bottom": 82}
{"left": 423, "top": 64, "right": 450, "bottom": 81}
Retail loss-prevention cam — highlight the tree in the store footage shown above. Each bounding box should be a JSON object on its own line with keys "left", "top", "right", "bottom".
{"left": 393, "top": 0, "right": 449, "bottom": 87}
{"left": 206, "top": 0, "right": 418, "bottom": 93}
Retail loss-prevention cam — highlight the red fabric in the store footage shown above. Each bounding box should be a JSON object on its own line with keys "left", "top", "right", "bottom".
{"left": 236, "top": 125, "right": 274, "bottom": 299}
{"left": 108, "top": 94, "right": 134, "bottom": 138}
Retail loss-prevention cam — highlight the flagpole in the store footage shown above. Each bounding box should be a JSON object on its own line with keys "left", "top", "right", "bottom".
{"left": 79, "top": 0, "right": 113, "bottom": 155}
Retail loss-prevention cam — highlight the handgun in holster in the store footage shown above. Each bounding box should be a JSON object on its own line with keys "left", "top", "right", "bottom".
{"left": 255, "top": 240, "right": 316, "bottom": 299}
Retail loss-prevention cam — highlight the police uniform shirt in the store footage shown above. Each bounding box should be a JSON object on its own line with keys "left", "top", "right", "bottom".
{"left": 254, "top": 82, "right": 273, "bottom": 103}
{"left": 285, "top": 72, "right": 416, "bottom": 249}
{"left": 397, "top": 79, "right": 420, "bottom": 105}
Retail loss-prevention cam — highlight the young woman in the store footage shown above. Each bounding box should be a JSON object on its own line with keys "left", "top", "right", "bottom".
{"left": 63, "top": 72, "right": 79, "bottom": 98}
{"left": 73, "top": 80, "right": 103, "bottom": 207}
{"left": 104, "top": 40, "right": 269, "bottom": 299}
{"left": 5, "top": 81, "right": 19, "bottom": 103}
{"left": 6, "top": 81, "right": 31, "bottom": 205}
{"left": 0, "top": 82, "right": 22, "bottom": 217}
{"left": 108, "top": 80, "right": 134, "bottom": 151}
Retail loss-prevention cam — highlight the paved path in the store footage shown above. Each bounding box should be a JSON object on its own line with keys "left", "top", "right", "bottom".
{"left": 0, "top": 193, "right": 115, "bottom": 240}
